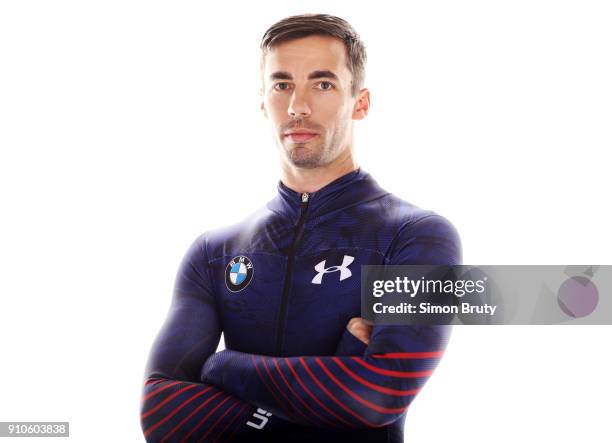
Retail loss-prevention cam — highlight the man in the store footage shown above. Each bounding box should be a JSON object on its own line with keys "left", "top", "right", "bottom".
{"left": 141, "top": 13, "right": 461, "bottom": 442}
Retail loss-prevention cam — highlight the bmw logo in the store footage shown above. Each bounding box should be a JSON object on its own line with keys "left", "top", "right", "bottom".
{"left": 225, "top": 255, "right": 254, "bottom": 292}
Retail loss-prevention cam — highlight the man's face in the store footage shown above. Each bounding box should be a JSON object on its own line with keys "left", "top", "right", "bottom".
{"left": 260, "top": 35, "right": 367, "bottom": 169}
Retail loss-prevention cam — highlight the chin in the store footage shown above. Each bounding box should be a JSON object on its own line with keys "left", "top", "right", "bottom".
{"left": 286, "top": 148, "right": 324, "bottom": 169}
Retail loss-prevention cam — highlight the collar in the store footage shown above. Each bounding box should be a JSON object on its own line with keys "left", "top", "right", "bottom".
{"left": 267, "top": 168, "right": 388, "bottom": 221}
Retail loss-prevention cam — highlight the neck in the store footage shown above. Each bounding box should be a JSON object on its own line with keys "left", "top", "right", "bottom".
{"left": 280, "top": 149, "right": 359, "bottom": 194}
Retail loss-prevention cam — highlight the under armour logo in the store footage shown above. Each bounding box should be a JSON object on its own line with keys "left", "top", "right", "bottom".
{"left": 312, "top": 255, "right": 355, "bottom": 284}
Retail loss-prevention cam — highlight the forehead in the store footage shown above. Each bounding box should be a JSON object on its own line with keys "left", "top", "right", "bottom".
{"left": 263, "top": 35, "right": 350, "bottom": 79}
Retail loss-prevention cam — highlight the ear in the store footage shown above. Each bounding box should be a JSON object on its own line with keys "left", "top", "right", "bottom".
{"left": 352, "top": 88, "right": 370, "bottom": 120}
{"left": 259, "top": 84, "right": 269, "bottom": 118}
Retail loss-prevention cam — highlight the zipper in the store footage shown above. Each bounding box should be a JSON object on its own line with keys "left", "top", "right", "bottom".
{"left": 274, "top": 192, "right": 310, "bottom": 355}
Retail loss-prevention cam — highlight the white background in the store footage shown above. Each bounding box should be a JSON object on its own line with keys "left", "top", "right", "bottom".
{"left": 1, "top": 1, "right": 611, "bottom": 442}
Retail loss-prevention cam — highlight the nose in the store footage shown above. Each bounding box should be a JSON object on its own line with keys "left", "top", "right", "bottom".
{"left": 288, "top": 89, "right": 311, "bottom": 118}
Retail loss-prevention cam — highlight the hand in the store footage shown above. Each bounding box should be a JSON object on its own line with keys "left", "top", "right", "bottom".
{"left": 346, "top": 317, "right": 373, "bottom": 344}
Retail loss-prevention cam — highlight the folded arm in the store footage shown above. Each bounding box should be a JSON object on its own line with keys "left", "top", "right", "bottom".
{"left": 201, "top": 324, "right": 449, "bottom": 429}
{"left": 201, "top": 213, "right": 461, "bottom": 430}
{"left": 140, "top": 234, "right": 375, "bottom": 441}
{"left": 141, "top": 290, "right": 262, "bottom": 442}
{"left": 140, "top": 235, "right": 268, "bottom": 442}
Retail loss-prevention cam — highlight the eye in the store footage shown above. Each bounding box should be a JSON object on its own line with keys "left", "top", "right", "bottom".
{"left": 273, "top": 82, "right": 291, "bottom": 91}
{"left": 317, "top": 81, "right": 334, "bottom": 90}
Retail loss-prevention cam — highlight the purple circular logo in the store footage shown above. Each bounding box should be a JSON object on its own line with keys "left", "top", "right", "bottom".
{"left": 557, "top": 276, "right": 599, "bottom": 318}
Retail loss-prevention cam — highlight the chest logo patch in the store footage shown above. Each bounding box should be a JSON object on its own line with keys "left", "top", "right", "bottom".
{"left": 225, "top": 255, "right": 254, "bottom": 292}
{"left": 312, "top": 255, "right": 355, "bottom": 284}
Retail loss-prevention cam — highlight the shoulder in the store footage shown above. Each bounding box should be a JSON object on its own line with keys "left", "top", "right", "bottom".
{"left": 192, "top": 205, "right": 280, "bottom": 263}
{"left": 382, "top": 193, "right": 462, "bottom": 265}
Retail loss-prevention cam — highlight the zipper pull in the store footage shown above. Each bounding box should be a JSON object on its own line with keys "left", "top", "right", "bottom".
{"left": 301, "top": 192, "right": 309, "bottom": 203}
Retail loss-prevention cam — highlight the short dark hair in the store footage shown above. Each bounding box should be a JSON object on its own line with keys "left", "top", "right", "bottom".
{"left": 260, "top": 14, "right": 367, "bottom": 96}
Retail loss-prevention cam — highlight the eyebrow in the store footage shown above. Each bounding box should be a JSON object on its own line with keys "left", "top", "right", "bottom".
{"left": 268, "top": 70, "right": 340, "bottom": 82}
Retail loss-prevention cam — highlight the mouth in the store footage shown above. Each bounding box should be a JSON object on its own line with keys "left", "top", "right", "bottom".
{"left": 284, "top": 131, "right": 319, "bottom": 143}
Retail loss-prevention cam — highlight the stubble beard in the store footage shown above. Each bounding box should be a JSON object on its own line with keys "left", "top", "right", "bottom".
{"left": 280, "top": 126, "right": 347, "bottom": 169}
{"left": 285, "top": 140, "right": 330, "bottom": 169}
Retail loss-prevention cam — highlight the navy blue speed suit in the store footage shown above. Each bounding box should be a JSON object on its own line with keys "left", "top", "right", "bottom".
{"left": 141, "top": 168, "right": 462, "bottom": 442}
